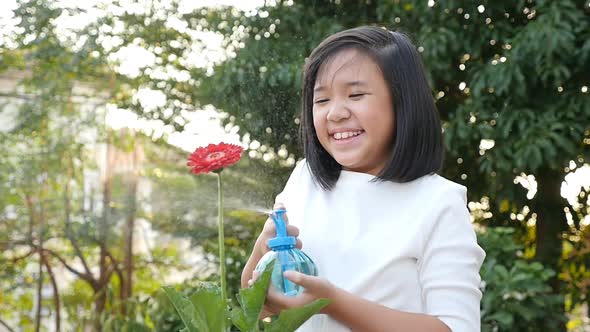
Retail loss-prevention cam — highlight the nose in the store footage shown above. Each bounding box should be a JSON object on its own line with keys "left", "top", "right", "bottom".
{"left": 326, "top": 100, "right": 351, "bottom": 122}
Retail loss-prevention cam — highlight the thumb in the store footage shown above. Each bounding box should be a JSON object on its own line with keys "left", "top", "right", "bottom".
{"left": 283, "top": 271, "right": 317, "bottom": 289}
{"left": 284, "top": 271, "right": 335, "bottom": 298}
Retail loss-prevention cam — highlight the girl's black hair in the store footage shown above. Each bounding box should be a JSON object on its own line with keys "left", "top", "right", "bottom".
{"left": 300, "top": 26, "right": 443, "bottom": 190}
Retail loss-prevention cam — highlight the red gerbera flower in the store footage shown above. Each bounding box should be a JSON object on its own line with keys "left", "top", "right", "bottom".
{"left": 187, "top": 143, "right": 243, "bottom": 174}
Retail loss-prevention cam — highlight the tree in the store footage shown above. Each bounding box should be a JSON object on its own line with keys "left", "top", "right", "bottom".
{"left": 1, "top": 3, "right": 292, "bottom": 330}
{"left": 0, "top": 1, "right": 184, "bottom": 329}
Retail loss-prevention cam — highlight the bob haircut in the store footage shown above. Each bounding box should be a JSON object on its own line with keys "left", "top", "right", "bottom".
{"left": 300, "top": 26, "right": 443, "bottom": 190}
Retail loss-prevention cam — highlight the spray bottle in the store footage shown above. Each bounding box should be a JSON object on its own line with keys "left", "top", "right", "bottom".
{"left": 254, "top": 208, "right": 318, "bottom": 296}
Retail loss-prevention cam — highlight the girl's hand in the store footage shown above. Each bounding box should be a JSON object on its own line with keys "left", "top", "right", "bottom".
{"left": 252, "top": 204, "right": 302, "bottom": 258}
{"left": 264, "top": 271, "right": 336, "bottom": 314}
{"left": 241, "top": 203, "right": 302, "bottom": 289}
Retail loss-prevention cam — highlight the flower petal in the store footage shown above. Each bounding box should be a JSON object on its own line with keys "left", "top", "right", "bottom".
{"left": 187, "top": 143, "right": 244, "bottom": 174}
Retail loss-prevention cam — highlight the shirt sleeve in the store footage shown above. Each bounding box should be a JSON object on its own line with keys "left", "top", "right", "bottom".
{"left": 418, "top": 184, "right": 486, "bottom": 332}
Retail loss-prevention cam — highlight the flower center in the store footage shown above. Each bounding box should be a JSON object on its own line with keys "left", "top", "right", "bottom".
{"left": 206, "top": 151, "right": 226, "bottom": 161}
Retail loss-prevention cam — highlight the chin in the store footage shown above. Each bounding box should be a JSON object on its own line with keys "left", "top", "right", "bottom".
{"left": 334, "top": 158, "right": 362, "bottom": 170}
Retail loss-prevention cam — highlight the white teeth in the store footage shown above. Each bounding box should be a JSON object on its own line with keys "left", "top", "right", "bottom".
{"left": 332, "top": 131, "right": 362, "bottom": 140}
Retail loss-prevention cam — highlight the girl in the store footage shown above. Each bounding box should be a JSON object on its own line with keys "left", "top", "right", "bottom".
{"left": 241, "top": 26, "right": 485, "bottom": 332}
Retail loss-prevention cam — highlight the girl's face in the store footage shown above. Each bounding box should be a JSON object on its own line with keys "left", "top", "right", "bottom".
{"left": 312, "top": 48, "right": 395, "bottom": 176}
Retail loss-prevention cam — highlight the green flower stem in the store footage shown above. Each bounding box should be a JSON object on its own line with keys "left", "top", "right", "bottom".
{"left": 216, "top": 171, "right": 227, "bottom": 330}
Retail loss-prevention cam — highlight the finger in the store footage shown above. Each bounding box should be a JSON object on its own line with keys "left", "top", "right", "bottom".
{"left": 295, "top": 238, "right": 303, "bottom": 249}
{"left": 247, "top": 269, "right": 263, "bottom": 287}
{"left": 260, "top": 306, "right": 275, "bottom": 320}
{"left": 283, "top": 271, "right": 317, "bottom": 291}
{"left": 262, "top": 217, "right": 277, "bottom": 233}
{"left": 283, "top": 271, "right": 304, "bottom": 284}
{"left": 283, "top": 272, "right": 333, "bottom": 299}
{"left": 273, "top": 202, "right": 289, "bottom": 223}
{"left": 263, "top": 221, "right": 298, "bottom": 239}
{"left": 265, "top": 220, "right": 298, "bottom": 233}
{"left": 281, "top": 211, "right": 289, "bottom": 224}
{"left": 286, "top": 225, "right": 299, "bottom": 237}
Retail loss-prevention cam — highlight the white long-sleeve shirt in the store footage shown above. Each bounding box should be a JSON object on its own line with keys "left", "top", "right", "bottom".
{"left": 276, "top": 160, "right": 486, "bottom": 332}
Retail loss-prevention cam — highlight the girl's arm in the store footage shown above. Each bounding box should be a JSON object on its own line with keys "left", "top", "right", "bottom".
{"left": 327, "top": 285, "right": 450, "bottom": 332}
{"left": 328, "top": 284, "right": 449, "bottom": 332}
{"left": 274, "top": 271, "right": 450, "bottom": 332}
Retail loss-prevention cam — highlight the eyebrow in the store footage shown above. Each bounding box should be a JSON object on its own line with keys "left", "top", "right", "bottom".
{"left": 313, "top": 80, "right": 369, "bottom": 93}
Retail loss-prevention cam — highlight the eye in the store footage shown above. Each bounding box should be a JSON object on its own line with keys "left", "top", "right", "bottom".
{"left": 314, "top": 98, "right": 329, "bottom": 104}
{"left": 349, "top": 93, "right": 366, "bottom": 100}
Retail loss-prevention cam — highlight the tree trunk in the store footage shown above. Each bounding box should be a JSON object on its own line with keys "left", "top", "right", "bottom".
{"left": 121, "top": 149, "right": 139, "bottom": 312}
{"left": 94, "top": 282, "right": 107, "bottom": 327}
{"left": 534, "top": 167, "right": 567, "bottom": 331}
{"left": 95, "top": 141, "right": 113, "bottom": 331}
{"left": 34, "top": 192, "right": 45, "bottom": 332}
{"left": 24, "top": 193, "right": 40, "bottom": 330}
{"left": 42, "top": 254, "right": 61, "bottom": 331}
{"left": 24, "top": 195, "right": 35, "bottom": 244}
{"left": 34, "top": 251, "right": 43, "bottom": 332}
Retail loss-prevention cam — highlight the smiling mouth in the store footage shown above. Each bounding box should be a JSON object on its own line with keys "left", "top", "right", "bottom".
{"left": 331, "top": 130, "right": 364, "bottom": 140}
{"left": 330, "top": 130, "right": 365, "bottom": 145}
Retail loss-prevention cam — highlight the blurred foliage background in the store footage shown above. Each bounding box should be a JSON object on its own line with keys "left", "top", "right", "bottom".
{"left": 0, "top": 0, "right": 589, "bottom": 331}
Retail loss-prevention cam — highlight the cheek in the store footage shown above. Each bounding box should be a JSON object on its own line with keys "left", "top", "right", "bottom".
{"left": 365, "top": 109, "right": 395, "bottom": 141}
{"left": 312, "top": 114, "right": 324, "bottom": 135}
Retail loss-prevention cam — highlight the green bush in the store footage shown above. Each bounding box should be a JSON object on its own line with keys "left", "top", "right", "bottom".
{"left": 479, "top": 227, "right": 565, "bottom": 331}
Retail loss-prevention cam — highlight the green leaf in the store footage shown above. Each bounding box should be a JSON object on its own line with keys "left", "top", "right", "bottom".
{"left": 189, "top": 282, "right": 226, "bottom": 332}
{"left": 229, "top": 307, "right": 249, "bottom": 332}
{"left": 264, "top": 299, "right": 331, "bottom": 332}
{"left": 162, "top": 286, "right": 205, "bottom": 332}
{"left": 232, "top": 259, "right": 274, "bottom": 331}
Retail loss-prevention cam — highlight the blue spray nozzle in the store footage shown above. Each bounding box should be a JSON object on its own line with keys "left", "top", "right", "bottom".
{"left": 268, "top": 208, "right": 296, "bottom": 250}
{"left": 272, "top": 208, "right": 287, "bottom": 236}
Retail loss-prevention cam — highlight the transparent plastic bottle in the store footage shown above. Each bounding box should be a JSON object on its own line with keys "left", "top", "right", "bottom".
{"left": 254, "top": 208, "right": 318, "bottom": 296}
